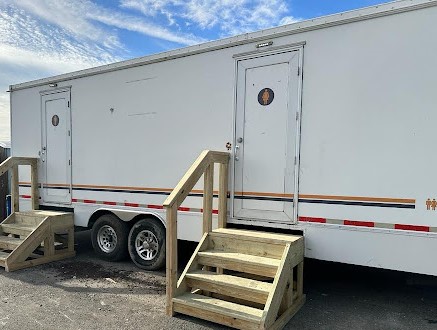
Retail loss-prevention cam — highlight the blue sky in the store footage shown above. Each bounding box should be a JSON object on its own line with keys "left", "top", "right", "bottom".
{"left": 0, "top": 0, "right": 391, "bottom": 143}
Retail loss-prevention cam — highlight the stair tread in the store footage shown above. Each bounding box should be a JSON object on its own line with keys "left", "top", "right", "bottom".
{"left": 186, "top": 270, "right": 272, "bottom": 294}
{"left": 0, "top": 236, "right": 25, "bottom": 245}
{"left": 198, "top": 250, "right": 281, "bottom": 267}
{"left": 173, "top": 293, "right": 263, "bottom": 322}
{"left": 2, "top": 223, "right": 37, "bottom": 229}
{"left": 16, "top": 210, "right": 67, "bottom": 217}
{"left": 213, "top": 228, "right": 302, "bottom": 244}
{"left": 0, "top": 251, "right": 10, "bottom": 260}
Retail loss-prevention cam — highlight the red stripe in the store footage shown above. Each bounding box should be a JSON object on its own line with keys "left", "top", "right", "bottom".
{"left": 178, "top": 207, "right": 190, "bottom": 211}
{"left": 72, "top": 198, "right": 78, "bottom": 202}
{"left": 124, "top": 202, "right": 139, "bottom": 207}
{"left": 299, "top": 216, "right": 326, "bottom": 223}
{"left": 344, "top": 220, "right": 375, "bottom": 227}
{"left": 212, "top": 209, "right": 219, "bottom": 215}
{"left": 83, "top": 199, "right": 96, "bottom": 204}
{"left": 21, "top": 195, "right": 32, "bottom": 199}
{"left": 394, "top": 224, "right": 430, "bottom": 232}
{"left": 148, "top": 204, "right": 164, "bottom": 209}
{"left": 103, "top": 201, "right": 117, "bottom": 205}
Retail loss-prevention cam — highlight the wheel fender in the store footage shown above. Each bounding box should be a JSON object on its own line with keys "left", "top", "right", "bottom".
{"left": 90, "top": 208, "right": 166, "bottom": 228}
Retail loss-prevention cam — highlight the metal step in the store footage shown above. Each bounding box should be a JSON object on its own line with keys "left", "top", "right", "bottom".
{"left": 173, "top": 293, "right": 263, "bottom": 329}
{"left": 186, "top": 270, "right": 272, "bottom": 304}
{"left": 197, "top": 250, "right": 280, "bottom": 278}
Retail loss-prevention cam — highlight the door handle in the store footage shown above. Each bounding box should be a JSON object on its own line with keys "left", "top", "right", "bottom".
{"left": 235, "top": 145, "right": 240, "bottom": 161}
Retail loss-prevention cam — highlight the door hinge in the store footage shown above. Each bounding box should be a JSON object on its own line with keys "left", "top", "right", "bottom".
{"left": 69, "top": 160, "right": 71, "bottom": 165}
{"left": 67, "top": 101, "right": 70, "bottom": 107}
{"left": 296, "top": 112, "right": 299, "bottom": 121}
{"left": 297, "top": 67, "right": 301, "bottom": 76}
{"left": 294, "top": 156, "right": 297, "bottom": 165}
{"left": 68, "top": 130, "right": 71, "bottom": 136}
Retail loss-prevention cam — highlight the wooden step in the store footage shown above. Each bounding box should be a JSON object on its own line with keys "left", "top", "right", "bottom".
{"left": 197, "top": 250, "right": 280, "bottom": 277}
{"left": 212, "top": 228, "right": 302, "bottom": 244}
{"left": 210, "top": 232, "right": 285, "bottom": 259}
{"left": 186, "top": 270, "right": 272, "bottom": 305}
{"left": 173, "top": 293, "right": 263, "bottom": 329}
{"left": 1, "top": 223, "right": 36, "bottom": 236}
{"left": 0, "top": 250, "right": 10, "bottom": 260}
{"left": 0, "top": 251, "right": 8, "bottom": 267}
{"left": 14, "top": 212, "right": 45, "bottom": 226}
{"left": 0, "top": 236, "right": 25, "bottom": 250}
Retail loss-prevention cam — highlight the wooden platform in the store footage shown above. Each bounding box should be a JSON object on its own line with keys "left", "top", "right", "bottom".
{"left": 171, "top": 228, "right": 305, "bottom": 329}
{"left": 0, "top": 210, "right": 75, "bottom": 272}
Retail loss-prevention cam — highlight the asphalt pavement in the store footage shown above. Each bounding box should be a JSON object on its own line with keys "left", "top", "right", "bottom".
{"left": 0, "top": 230, "right": 435, "bottom": 329}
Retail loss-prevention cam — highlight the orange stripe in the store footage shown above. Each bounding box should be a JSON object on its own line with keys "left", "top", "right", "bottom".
{"left": 234, "top": 191, "right": 294, "bottom": 198}
{"left": 299, "top": 194, "right": 415, "bottom": 204}
{"left": 19, "top": 182, "right": 415, "bottom": 204}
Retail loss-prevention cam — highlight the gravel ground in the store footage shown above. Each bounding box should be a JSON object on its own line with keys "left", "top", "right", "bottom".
{"left": 0, "top": 231, "right": 436, "bottom": 330}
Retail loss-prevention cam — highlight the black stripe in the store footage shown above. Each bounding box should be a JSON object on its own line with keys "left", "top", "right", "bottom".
{"left": 299, "top": 199, "right": 415, "bottom": 209}
{"left": 20, "top": 184, "right": 216, "bottom": 198}
{"left": 236, "top": 195, "right": 293, "bottom": 202}
{"left": 20, "top": 184, "right": 414, "bottom": 209}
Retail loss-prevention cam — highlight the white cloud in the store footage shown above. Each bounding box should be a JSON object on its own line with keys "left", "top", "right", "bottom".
{"left": 280, "top": 16, "right": 299, "bottom": 26}
{"left": 120, "top": 0, "right": 298, "bottom": 36}
{"left": 0, "top": 0, "right": 207, "bottom": 143}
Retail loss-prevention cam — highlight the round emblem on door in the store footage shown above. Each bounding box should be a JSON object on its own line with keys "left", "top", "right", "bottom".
{"left": 258, "top": 88, "right": 274, "bottom": 106}
{"left": 52, "top": 115, "right": 60, "bottom": 126}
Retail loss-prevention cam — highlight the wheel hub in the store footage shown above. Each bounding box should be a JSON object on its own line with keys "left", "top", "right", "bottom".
{"left": 97, "top": 225, "right": 118, "bottom": 253}
{"left": 135, "top": 230, "right": 159, "bottom": 261}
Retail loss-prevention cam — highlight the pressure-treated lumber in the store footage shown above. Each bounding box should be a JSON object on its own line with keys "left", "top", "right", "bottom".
{"left": 185, "top": 270, "right": 272, "bottom": 304}
{"left": 173, "top": 293, "right": 263, "bottom": 329}
{"left": 198, "top": 250, "right": 280, "bottom": 278}
{"left": 0, "top": 157, "right": 39, "bottom": 213}
{"left": 164, "top": 150, "right": 230, "bottom": 317}
{"left": 169, "top": 228, "right": 304, "bottom": 329}
{"left": 218, "top": 162, "right": 228, "bottom": 228}
{"left": 164, "top": 150, "right": 304, "bottom": 329}
{"left": 0, "top": 210, "right": 75, "bottom": 272}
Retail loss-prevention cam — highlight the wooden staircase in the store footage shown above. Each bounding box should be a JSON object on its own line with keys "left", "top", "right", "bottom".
{"left": 163, "top": 151, "right": 305, "bottom": 329}
{"left": 0, "top": 211, "right": 75, "bottom": 272}
{"left": 173, "top": 228, "right": 305, "bottom": 329}
{"left": 1, "top": 156, "right": 75, "bottom": 272}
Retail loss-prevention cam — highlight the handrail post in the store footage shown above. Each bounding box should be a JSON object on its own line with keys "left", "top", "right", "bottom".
{"left": 31, "top": 160, "right": 39, "bottom": 210}
{"left": 11, "top": 164, "right": 19, "bottom": 213}
{"left": 202, "top": 164, "right": 214, "bottom": 234}
{"left": 218, "top": 162, "right": 228, "bottom": 228}
{"left": 165, "top": 204, "right": 177, "bottom": 316}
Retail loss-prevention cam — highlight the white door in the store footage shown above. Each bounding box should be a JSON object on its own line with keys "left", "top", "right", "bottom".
{"left": 41, "top": 89, "right": 72, "bottom": 204}
{"left": 232, "top": 50, "right": 301, "bottom": 223}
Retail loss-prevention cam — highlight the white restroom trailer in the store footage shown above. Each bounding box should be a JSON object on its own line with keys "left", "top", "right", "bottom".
{"left": 9, "top": 0, "right": 437, "bottom": 274}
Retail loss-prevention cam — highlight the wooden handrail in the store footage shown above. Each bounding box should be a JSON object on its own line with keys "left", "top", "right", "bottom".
{"left": 0, "top": 157, "right": 39, "bottom": 212}
{"left": 163, "top": 150, "right": 229, "bottom": 316}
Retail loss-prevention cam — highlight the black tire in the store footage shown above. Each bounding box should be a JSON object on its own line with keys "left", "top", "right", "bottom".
{"left": 128, "top": 219, "right": 166, "bottom": 270}
{"left": 91, "top": 213, "right": 129, "bottom": 261}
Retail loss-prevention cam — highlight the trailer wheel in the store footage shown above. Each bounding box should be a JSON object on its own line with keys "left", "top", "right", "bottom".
{"left": 91, "top": 214, "right": 129, "bottom": 261}
{"left": 128, "top": 219, "right": 165, "bottom": 270}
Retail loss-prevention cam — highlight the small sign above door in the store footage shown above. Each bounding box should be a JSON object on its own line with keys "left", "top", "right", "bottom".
{"left": 258, "top": 88, "right": 274, "bottom": 106}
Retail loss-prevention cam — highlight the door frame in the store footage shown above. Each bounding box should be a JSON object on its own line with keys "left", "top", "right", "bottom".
{"left": 40, "top": 87, "right": 72, "bottom": 205}
{"left": 230, "top": 43, "right": 305, "bottom": 224}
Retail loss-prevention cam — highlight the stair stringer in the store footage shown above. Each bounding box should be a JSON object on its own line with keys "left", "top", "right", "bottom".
{"left": 5, "top": 218, "right": 51, "bottom": 271}
{"left": 175, "top": 233, "right": 209, "bottom": 297}
{"left": 261, "top": 244, "right": 293, "bottom": 328}
{"left": 1, "top": 213, "right": 16, "bottom": 226}
{"left": 262, "top": 240, "right": 306, "bottom": 330}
